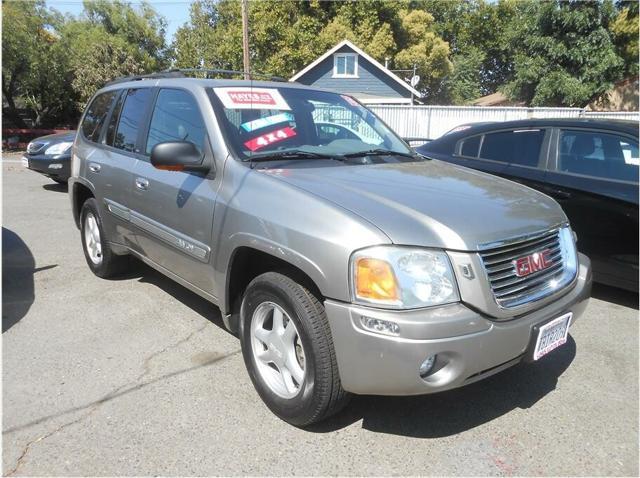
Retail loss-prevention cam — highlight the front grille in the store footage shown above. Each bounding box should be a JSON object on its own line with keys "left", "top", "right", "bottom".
{"left": 27, "top": 141, "right": 47, "bottom": 154}
{"left": 479, "top": 228, "right": 569, "bottom": 308}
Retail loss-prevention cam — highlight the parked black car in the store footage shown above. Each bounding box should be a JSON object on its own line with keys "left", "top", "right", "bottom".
{"left": 23, "top": 131, "right": 76, "bottom": 183}
{"left": 417, "top": 118, "right": 639, "bottom": 292}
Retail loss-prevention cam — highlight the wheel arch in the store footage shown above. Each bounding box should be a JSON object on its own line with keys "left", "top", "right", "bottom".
{"left": 224, "top": 245, "right": 327, "bottom": 320}
{"left": 71, "top": 180, "right": 96, "bottom": 229}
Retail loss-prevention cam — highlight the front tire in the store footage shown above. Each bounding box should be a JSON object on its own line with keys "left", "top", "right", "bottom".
{"left": 80, "top": 198, "right": 128, "bottom": 278}
{"left": 240, "top": 272, "right": 350, "bottom": 426}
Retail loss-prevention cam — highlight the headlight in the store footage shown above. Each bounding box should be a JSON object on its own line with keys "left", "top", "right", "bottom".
{"left": 44, "top": 141, "right": 73, "bottom": 156}
{"left": 350, "top": 246, "right": 459, "bottom": 309}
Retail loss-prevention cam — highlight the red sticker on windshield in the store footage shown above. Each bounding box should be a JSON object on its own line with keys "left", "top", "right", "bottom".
{"left": 213, "top": 87, "right": 291, "bottom": 110}
{"left": 244, "top": 127, "right": 296, "bottom": 151}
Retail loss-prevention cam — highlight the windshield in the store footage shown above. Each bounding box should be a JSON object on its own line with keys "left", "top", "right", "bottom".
{"left": 209, "top": 86, "right": 412, "bottom": 161}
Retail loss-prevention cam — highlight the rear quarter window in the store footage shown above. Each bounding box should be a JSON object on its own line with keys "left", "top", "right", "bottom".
{"left": 81, "top": 91, "right": 117, "bottom": 143}
{"left": 459, "top": 135, "right": 481, "bottom": 157}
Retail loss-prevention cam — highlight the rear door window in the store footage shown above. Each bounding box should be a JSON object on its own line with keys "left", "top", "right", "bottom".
{"left": 81, "top": 91, "right": 118, "bottom": 143}
{"left": 112, "top": 88, "right": 153, "bottom": 153}
{"left": 558, "top": 129, "right": 639, "bottom": 182}
{"left": 480, "top": 129, "right": 545, "bottom": 167}
{"left": 145, "top": 89, "right": 206, "bottom": 154}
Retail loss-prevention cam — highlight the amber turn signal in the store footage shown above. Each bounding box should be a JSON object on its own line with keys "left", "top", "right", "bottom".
{"left": 355, "top": 258, "right": 399, "bottom": 301}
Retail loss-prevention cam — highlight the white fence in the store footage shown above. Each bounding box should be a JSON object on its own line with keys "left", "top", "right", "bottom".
{"left": 367, "top": 105, "right": 640, "bottom": 139}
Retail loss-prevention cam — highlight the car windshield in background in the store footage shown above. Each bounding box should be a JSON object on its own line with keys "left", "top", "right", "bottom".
{"left": 210, "top": 86, "right": 414, "bottom": 162}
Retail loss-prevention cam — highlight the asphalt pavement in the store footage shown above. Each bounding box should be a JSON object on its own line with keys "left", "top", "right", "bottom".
{"left": 2, "top": 155, "right": 639, "bottom": 476}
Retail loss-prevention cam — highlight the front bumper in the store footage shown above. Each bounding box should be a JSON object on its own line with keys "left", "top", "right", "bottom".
{"left": 23, "top": 154, "right": 71, "bottom": 181}
{"left": 325, "top": 253, "right": 592, "bottom": 395}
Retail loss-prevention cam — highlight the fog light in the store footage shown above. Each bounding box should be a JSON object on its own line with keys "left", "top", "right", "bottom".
{"left": 48, "top": 163, "right": 63, "bottom": 169}
{"left": 360, "top": 316, "right": 400, "bottom": 336}
{"left": 419, "top": 354, "right": 436, "bottom": 378}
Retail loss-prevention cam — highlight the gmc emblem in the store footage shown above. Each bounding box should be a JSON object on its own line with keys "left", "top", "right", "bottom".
{"left": 513, "top": 249, "right": 553, "bottom": 277}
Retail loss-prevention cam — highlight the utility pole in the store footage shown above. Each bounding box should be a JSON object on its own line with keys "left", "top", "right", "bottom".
{"left": 241, "top": 0, "right": 250, "bottom": 80}
{"left": 411, "top": 64, "right": 416, "bottom": 105}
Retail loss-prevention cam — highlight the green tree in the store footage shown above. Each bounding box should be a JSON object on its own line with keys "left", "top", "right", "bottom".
{"left": 445, "top": 47, "right": 486, "bottom": 104}
{"left": 422, "top": 0, "right": 518, "bottom": 99}
{"left": 60, "top": 22, "right": 144, "bottom": 106}
{"left": 173, "top": 0, "right": 452, "bottom": 99}
{"left": 83, "top": 0, "right": 167, "bottom": 65}
{"left": 2, "top": 0, "right": 168, "bottom": 126}
{"left": 61, "top": 0, "right": 168, "bottom": 107}
{"left": 2, "top": 0, "right": 71, "bottom": 127}
{"left": 610, "top": 2, "right": 639, "bottom": 76}
{"left": 503, "top": 0, "right": 624, "bottom": 107}
{"left": 174, "top": 0, "right": 327, "bottom": 76}
{"left": 394, "top": 9, "right": 453, "bottom": 101}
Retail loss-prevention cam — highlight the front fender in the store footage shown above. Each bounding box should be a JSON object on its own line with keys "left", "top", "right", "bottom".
{"left": 211, "top": 160, "right": 391, "bottom": 314}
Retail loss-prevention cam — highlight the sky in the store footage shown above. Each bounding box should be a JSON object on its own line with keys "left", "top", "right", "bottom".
{"left": 46, "top": 0, "right": 195, "bottom": 44}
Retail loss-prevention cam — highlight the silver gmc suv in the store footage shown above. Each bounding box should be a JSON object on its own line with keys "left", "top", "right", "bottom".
{"left": 69, "top": 71, "right": 592, "bottom": 426}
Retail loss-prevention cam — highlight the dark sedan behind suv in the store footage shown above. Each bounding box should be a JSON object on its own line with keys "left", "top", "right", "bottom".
{"left": 23, "top": 131, "right": 76, "bottom": 183}
{"left": 417, "top": 119, "right": 639, "bottom": 292}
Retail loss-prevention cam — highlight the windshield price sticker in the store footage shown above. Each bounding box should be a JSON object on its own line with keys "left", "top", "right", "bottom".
{"left": 241, "top": 112, "right": 294, "bottom": 132}
{"left": 244, "top": 126, "right": 296, "bottom": 151}
{"left": 214, "top": 87, "right": 291, "bottom": 110}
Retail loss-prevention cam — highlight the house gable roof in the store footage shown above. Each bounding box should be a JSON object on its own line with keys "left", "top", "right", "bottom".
{"left": 289, "top": 39, "right": 421, "bottom": 97}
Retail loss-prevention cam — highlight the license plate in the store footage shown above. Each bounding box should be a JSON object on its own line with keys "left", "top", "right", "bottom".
{"left": 21, "top": 156, "right": 29, "bottom": 168}
{"left": 533, "top": 312, "right": 572, "bottom": 361}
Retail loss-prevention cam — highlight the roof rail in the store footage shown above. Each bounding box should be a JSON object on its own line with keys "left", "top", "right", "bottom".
{"left": 104, "top": 70, "right": 185, "bottom": 86}
{"left": 104, "top": 68, "right": 286, "bottom": 87}
{"left": 171, "top": 68, "right": 287, "bottom": 82}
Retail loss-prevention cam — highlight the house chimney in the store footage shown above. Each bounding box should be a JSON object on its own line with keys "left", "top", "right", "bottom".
{"left": 384, "top": 57, "right": 390, "bottom": 69}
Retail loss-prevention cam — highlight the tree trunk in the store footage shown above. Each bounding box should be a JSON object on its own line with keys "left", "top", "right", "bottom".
{"left": 1, "top": 83, "right": 28, "bottom": 129}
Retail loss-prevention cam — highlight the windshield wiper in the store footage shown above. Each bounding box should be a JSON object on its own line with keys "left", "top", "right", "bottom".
{"left": 244, "top": 150, "right": 343, "bottom": 163}
{"left": 342, "top": 148, "right": 420, "bottom": 159}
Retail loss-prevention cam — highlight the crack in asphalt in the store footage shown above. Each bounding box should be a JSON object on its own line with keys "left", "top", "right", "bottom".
{"left": 4, "top": 324, "right": 240, "bottom": 476}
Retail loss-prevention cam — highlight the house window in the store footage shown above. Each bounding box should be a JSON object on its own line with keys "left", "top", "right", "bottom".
{"left": 333, "top": 53, "right": 358, "bottom": 78}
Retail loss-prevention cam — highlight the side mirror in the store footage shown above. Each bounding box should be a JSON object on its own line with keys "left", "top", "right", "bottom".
{"left": 150, "top": 141, "right": 209, "bottom": 172}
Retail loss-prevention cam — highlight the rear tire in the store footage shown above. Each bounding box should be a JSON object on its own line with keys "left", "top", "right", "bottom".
{"left": 80, "top": 198, "right": 129, "bottom": 278}
{"left": 240, "top": 272, "right": 350, "bottom": 426}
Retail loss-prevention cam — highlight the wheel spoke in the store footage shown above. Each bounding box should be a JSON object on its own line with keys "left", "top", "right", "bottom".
{"left": 282, "top": 320, "right": 297, "bottom": 343}
{"left": 286, "top": 356, "right": 304, "bottom": 384}
{"left": 272, "top": 307, "right": 284, "bottom": 333}
{"left": 280, "top": 366, "right": 297, "bottom": 393}
{"left": 256, "top": 347, "right": 274, "bottom": 364}
{"left": 253, "top": 326, "right": 271, "bottom": 345}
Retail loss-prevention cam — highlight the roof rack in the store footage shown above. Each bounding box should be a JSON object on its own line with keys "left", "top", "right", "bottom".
{"left": 104, "top": 68, "right": 287, "bottom": 86}
{"left": 173, "top": 68, "right": 287, "bottom": 82}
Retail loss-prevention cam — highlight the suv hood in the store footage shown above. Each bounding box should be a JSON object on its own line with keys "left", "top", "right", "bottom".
{"left": 260, "top": 160, "right": 567, "bottom": 250}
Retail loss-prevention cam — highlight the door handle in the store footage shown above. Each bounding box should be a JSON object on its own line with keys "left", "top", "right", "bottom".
{"left": 88, "top": 163, "right": 101, "bottom": 173}
{"left": 135, "top": 177, "right": 149, "bottom": 191}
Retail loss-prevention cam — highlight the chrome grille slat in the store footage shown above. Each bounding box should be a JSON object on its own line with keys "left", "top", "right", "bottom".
{"left": 493, "top": 262, "right": 564, "bottom": 294}
{"left": 480, "top": 235, "right": 559, "bottom": 266}
{"left": 490, "top": 249, "right": 563, "bottom": 282}
{"left": 494, "top": 266, "right": 564, "bottom": 298}
{"left": 485, "top": 262, "right": 515, "bottom": 274}
{"left": 479, "top": 231, "right": 558, "bottom": 257}
{"left": 480, "top": 227, "right": 568, "bottom": 308}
